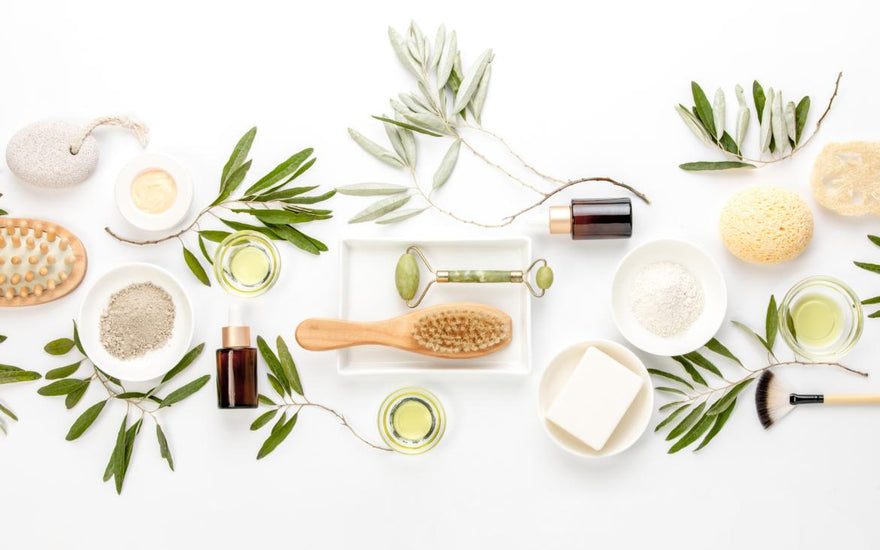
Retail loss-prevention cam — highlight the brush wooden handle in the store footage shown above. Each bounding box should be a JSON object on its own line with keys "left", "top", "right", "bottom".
{"left": 295, "top": 318, "right": 404, "bottom": 351}
{"left": 824, "top": 394, "right": 880, "bottom": 405}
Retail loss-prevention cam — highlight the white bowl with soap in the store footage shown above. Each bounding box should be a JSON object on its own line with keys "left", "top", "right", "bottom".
{"left": 538, "top": 340, "right": 653, "bottom": 458}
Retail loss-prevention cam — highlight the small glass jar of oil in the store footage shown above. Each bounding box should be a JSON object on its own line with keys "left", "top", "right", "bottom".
{"left": 214, "top": 230, "right": 281, "bottom": 297}
{"left": 779, "top": 276, "right": 863, "bottom": 360}
{"left": 378, "top": 387, "right": 445, "bottom": 455}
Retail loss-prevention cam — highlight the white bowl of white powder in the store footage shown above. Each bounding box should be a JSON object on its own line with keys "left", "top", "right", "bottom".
{"left": 611, "top": 239, "right": 727, "bottom": 356}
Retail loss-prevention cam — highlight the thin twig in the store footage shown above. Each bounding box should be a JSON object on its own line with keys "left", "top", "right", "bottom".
{"left": 277, "top": 401, "right": 392, "bottom": 452}
{"left": 462, "top": 121, "right": 565, "bottom": 185}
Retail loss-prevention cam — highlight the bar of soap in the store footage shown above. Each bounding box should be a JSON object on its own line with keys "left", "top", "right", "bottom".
{"left": 546, "top": 347, "right": 643, "bottom": 451}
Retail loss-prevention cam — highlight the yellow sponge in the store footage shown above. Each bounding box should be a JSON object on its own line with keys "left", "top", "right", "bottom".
{"left": 719, "top": 186, "right": 813, "bottom": 264}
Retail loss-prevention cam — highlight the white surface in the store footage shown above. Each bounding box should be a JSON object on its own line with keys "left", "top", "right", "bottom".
{"left": 2, "top": 1, "right": 880, "bottom": 548}
{"left": 114, "top": 153, "right": 193, "bottom": 232}
{"left": 339, "top": 237, "right": 531, "bottom": 374}
{"left": 612, "top": 238, "right": 727, "bottom": 355}
{"left": 77, "top": 263, "right": 194, "bottom": 382}
{"left": 541, "top": 342, "right": 651, "bottom": 456}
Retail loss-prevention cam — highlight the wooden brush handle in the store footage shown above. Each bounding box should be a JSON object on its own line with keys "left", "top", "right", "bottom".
{"left": 295, "top": 318, "right": 400, "bottom": 351}
{"left": 824, "top": 394, "right": 880, "bottom": 405}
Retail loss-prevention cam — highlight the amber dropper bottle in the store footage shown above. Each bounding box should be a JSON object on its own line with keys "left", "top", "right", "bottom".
{"left": 547, "top": 198, "right": 633, "bottom": 239}
{"left": 216, "top": 305, "right": 258, "bottom": 409}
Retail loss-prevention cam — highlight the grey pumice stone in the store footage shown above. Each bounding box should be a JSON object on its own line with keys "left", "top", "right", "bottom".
{"left": 5, "top": 121, "right": 99, "bottom": 188}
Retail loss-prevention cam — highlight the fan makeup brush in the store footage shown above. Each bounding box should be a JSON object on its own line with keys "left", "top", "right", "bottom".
{"left": 755, "top": 370, "right": 880, "bottom": 429}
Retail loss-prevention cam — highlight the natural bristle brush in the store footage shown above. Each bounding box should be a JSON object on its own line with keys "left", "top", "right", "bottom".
{"left": 395, "top": 245, "right": 553, "bottom": 308}
{"left": 295, "top": 302, "right": 512, "bottom": 359}
{"left": 0, "top": 218, "right": 87, "bottom": 306}
{"left": 756, "top": 370, "right": 880, "bottom": 429}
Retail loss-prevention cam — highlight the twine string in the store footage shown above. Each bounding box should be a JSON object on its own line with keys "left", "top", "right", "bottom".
{"left": 69, "top": 116, "right": 150, "bottom": 155}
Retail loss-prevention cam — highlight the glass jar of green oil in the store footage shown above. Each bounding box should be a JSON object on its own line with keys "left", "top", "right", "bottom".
{"left": 378, "top": 387, "right": 445, "bottom": 455}
{"left": 779, "top": 276, "right": 863, "bottom": 360}
{"left": 214, "top": 230, "right": 281, "bottom": 297}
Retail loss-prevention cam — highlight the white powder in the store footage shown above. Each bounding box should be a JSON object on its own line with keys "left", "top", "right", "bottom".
{"left": 630, "top": 261, "right": 704, "bottom": 338}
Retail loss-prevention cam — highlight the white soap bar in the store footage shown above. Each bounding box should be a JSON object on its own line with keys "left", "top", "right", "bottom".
{"left": 546, "top": 347, "right": 643, "bottom": 451}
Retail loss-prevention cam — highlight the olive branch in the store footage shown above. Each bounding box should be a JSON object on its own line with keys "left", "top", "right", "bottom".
{"left": 248, "top": 336, "right": 390, "bottom": 459}
{"left": 38, "top": 322, "right": 209, "bottom": 494}
{"left": 105, "top": 127, "right": 335, "bottom": 286}
{"left": 651, "top": 295, "right": 866, "bottom": 453}
{"left": 854, "top": 235, "right": 880, "bottom": 319}
{"left": 0, "top": 335, "right": 42, "bottom": 435}
{"left": 339, "top": 21, "right": 648, "bottom": 228}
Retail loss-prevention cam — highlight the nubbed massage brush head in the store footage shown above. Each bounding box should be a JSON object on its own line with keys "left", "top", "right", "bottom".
{"left": 0, "top": 218, "right": 87, "bottom": 306}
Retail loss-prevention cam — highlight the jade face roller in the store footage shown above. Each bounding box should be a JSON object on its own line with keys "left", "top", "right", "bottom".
{"left": 395, "top": 245, "right": 553, "bottom": 308}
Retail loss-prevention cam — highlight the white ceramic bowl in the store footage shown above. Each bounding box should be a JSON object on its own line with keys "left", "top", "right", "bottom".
{"left": 538, "top": 339, "right": 653, "bottom": 458}
{"left": 115, "top": 153, "right": 193, "bottom": 232}
{"left": 611, "top": 239, "right": 727, "bottom": 356}
{"left": 77, "top": 263, "right": 194, "bottom": 382}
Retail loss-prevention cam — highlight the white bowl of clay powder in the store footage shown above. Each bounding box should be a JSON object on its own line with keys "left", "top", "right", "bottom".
{"left": 77, "top": 263, "right": 194, "bottom": 382}
{"left": 611, "top": 239, "right": 727, "bottom": 356}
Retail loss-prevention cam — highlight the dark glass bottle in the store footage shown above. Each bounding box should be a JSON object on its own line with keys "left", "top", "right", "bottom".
{"left": 216, "top": 320, "right": 258, "bottom": 409}
{"left": 548, "top": 198, "right": 633, "bottom": 240}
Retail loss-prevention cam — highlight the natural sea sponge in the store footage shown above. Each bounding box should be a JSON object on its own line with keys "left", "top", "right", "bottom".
{"left": 719, "top": 186, "right": 813, "bottom": 264}
{"left": 811, "top": 141, "right": 880, "bottom": 216}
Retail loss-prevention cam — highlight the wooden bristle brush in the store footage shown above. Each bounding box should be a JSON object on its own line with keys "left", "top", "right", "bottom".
{"left": 0, "top": 218, "right": 87, "bottom": 306}
{"left": 756, "top": 370, "right": 880, "bottom": 429}
{"left": 295, "top": 302, "right": 512, "bottom": 359}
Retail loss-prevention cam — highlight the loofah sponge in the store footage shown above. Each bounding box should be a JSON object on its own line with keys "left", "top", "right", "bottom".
{"left": 811, "top": 141, "right": 880, "bottom": 216}
{"left": 719, "top": 186, "right": 813, "bottom": 264}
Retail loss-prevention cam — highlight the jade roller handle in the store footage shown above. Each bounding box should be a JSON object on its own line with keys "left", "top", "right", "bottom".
{"left": 438, "top": 270, "right": 523, "bottom": 283}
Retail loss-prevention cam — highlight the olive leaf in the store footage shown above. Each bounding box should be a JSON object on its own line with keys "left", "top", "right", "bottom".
{"left": 158, "top": 375, "right": 211, "bottom": 409}
{"left": 655, "top": 404, "right": 690, "bottom": 432}
{"left": 795, "top": 96, "right": 810, "bottom": 144}
{"left": 198, "top": 234, "right": 213, "bottom": 266}
{"left": 258, "top": 336, "right": 289, "bottom": 395}
{"left": 348, "top": 128, "right": 405, "bottom": 168}
{"left": 707, "top": 379, "right": 753, "bottom": 416}
{"left": 676, "top": 105, "right": 715, "bottom": 147}
{"left": 765, "top": 295, "right": 779, "bottom": 349}
{"left": 44, "top": 338, "right": 75, "bottom": 356}
{"left": 695, "top": 398, "right": 736, "bottom": 451}
{"left": 452, "top": 49, "right": 492, "bottom": 113}
{"left": 336, "top": 183, "right": 410, "bottom": 196}
{"left": 220, "top": 126, "right": 256, "bottom": 191}
{"left": 257, "top": 413, "right": 298, "bottom": 460}
{"left": 679, "top": 161, "right": 754, "bottom": 171}
{"left": 433, "top": 139, "right": 461, "bottom": 189}
{"left": 250, "top": 409, "right": 278, "bottom": 431}
{"left": 160, "top": 343, "right": 206, "bottom": 384}
{"left": 372, "top": 115, "right": 441, "bottom": 137}
{"left": 375, "top": 207, "right": 429, "bottom": 224}
{"left": 647, "top": 368, "right": 695, "bottom": 390}
{"left": 276, "top": 337, "right": 303, "bottom": 397}
{"left": 682, "top": 352, "right": 724, "bottom": 379}
{"left": 712, "top": 89, "right": 725, "bottom": 140}
{"left": 668, "top": 410, "right": 714, "bottom": 454}
{"left": 671, "top": 355, "right": 707, "bottom": 386}
{"left": 38, "top": 378, "right": 87, "bottom": 396}
{"left": 470, "top": 64, "right": 491, "bottom": 123}
{"left": 156, "top": 424, "right": 174, "bottom": 471}
{"left": 691, "top": 82, "right": 716, "bottom": 138}
{"left": 182, "top": 246, "right": 210, "bottom": 287}
{"left": 666, "top": 402, "right": 706, "bottom": 441}
{"left": 437, "top": 30, "right": 457, "bottom": 89}
{"left": 66, "top": 400, "right": 107, "bottom": 441}
{"left": 705, "top": 338, "right": 742, "bottom": 366}
{"left": 348, "top": 194, "right": 412, "bottom": 223}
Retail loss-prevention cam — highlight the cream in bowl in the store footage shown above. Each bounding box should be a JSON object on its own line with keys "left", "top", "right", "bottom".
{"left": 115, "top": 154, "right": 193, "bottom": 232}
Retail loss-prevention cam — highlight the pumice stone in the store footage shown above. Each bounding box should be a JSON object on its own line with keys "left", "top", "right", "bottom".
{"left": 5, "top": 121, "right": 99, "bottom": 188}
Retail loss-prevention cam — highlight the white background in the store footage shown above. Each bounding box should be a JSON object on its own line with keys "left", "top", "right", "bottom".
{"left": 2, "top": 1, "right": 879, "bottom": 548}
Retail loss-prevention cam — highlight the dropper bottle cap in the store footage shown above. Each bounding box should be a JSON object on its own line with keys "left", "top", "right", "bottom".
{"left": 222, "top": 303, "right": 251, "bottom": 348}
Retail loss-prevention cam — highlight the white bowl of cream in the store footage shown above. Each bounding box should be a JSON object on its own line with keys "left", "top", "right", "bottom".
{"left": 115, "top": 153, "right": 193, "bottom": 232}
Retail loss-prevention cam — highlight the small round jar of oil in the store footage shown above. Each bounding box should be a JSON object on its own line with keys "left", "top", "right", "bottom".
{"left": 214, "top": 230, "right": 281, "bottom": 297}
{"left": 378, "top": 387, "right": 445, "bottom": 455}
{"left": 779, "top": 276, "right": 863, "bottom": 360}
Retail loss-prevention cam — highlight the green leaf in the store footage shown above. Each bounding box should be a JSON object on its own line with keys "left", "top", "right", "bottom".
{"left": 199, "top": 230, "right": 231, "bottom": 243}
{"left": 453, "top": 49, "right": 493, "bottom": 113}
{"left": 257, "top": 413, "right": 298, "bottom": 459}
{"left": 220, "top": 219, "right": 281, "bottom": 240}
{"left": 666, "top": 402, "right": 706, "bottom": 441}
{"left": 115, "top": 392, "right": 147, "bottom": 399}
{"left": 250, "top": 409, "right": 278, "bottom": 431}
{"left": 37, "top": 378, "right": 86, "bottom": 396}
{"left": 718, "top": 132, "right": 740, "bottom": 156}
{"left": 103, "top": 414, "right": 127, "bottom": 484}
{"left": 691, "top": 82, "right": 716, "bottom": 137}
{"left": 267, "top": 224, "right": 320, "bottom": 255}
{"left": 868, "top": 235, "right": 880, "bottom": 247}
{"left": 656, "top": 386, "right": 688, "bottom": 396}
{"left": 118, "top": 419, "right": 142, "bottom": 494}
{"left": 707, "top": 378, "right": 754, "bottom": 416}
{"left": 336, "top": 183, "right": 409, "bottom": 196}
{"left": 683, "top": 352, "right": 724, "bottom": 379}
{"left": 795, "top": 96, "right": 810, "bottom": 144}
{"left": 254, "top": 186, "right": 319, "bottom": 201}
{"left": 158, "top": 375, "right": 210, "bottom": 408}
{"left": 436, "top": 30, "right": 457, "bottom": 89}
{"left": 753, "top": 81, "right": 766, "bottom": 124}
{"left": 648, "top": 369, "right": 694, "bottom": 390}
{"left": 257, "top": 336, "right": 289, "bottom": 395}
{"left": 696, "top": 398, "right": 736, "bottom": 451}
{"left": 387, "top": 26, "right": 420, "bottom": 75}
{"left": 160, "top": 343, "right": 205, "bottom": 384}
{"left": 44, "top": 338, "right": 75, "bottom": 356}
{"left": 676, "top": 105, "right": 715, "bottom": 147}
{"left": 65, "top": 400, "right": 107, "bottom": 441}
{"left": 348, "top": 194, "right": 412, "bottom": 224}
{"left": 276, "top": 337, "right": 303, "bottom": 396}
{"left": 0, "top": 335, "right": 6, "bottom": 344}
{"left": 704, "top": 338, "right": 742, "bottom": 366}
{"left": 659, "top": 401, "right": 685, "bottom": 412}
{"left": 0, "top": 369, "right": 41, "bottom": 384}
{"left": 266, "top": 374, "right": 285, "bottom": 398}
{"left": 869, "top": 310, "right": 880, "bottom": 319}
{"left": 766, "top": 295, "right": 779, "bottom": 350}
{"left": 212, "top": 160, "right": 252, "bottom": 206}
{"left": 258, "top": 394, "right": 276, "bottom": 406}
{"left": 348, "top": 128, "right": 405, "bottom": 168}
{"left": 371, "top": 115, "right": 442, "bottom": 137}
{"left": 156, "top": 424, "right": 174, "bottom": 471}
{"left": 235, "top": 209, "right": 328, "bottom": 225}
{"left": 72, "top": 321, "right": 85, "bottom": 355}
{"left": 470, "top": 64, "right": 491, "bottom": 123}
{"left": 854, "top": 261, "right": 880, "bottom": 274}
{"left": 671, "top": 356, "right": 707, "bottom": 387}
{"left": 65, "top": 381, "right": 89, "bottom": 409}
{"left": 221, "top": 127, "right": 256, "bottom": 189}
{"left": 282, "top": 189, "right": 336, "bottom": 205}
{"left": 0, "top": 401, "right": 18, "bottom": 421}
{"left": 668, "top": 411, "right": 714, "bottom": 453}
{"left": 375, "top": 207, "right": 429, "bottom": 224}
{"left": 433, "top": 140, "right": 461, "bottom": 189}
{"left": 679, "top": 161, "right": 755, "bottom": 171}
{"left": 655, "top": 404, "right": 690, "bottom": 432}
{"left": 861, "top": 296, "right": 880, "bottom": 305}
{"left": 183, "top": 245, "right": 211, "bottom": 287}
{"left": 244, "top": 148, "right": 315, "bottom": 195}
{"left": 198, "top": 234, "right": 213, "bottom": 266}
{"left": 731, "top": 320, "right": 774, "bottom": 355}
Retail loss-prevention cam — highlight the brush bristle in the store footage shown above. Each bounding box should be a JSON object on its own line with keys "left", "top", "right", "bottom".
{"left": 755, "top": 371, "right": 793, "bottom": 429}
{"left": 412, "top": 307, "right": 510, "bottom": 354}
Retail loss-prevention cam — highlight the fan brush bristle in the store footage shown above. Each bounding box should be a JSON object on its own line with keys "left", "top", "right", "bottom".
{"left": 755, "top": 371, "right": 794, "bottom": 429}
{"left": 412, "top": 307, "right": 510, "bottom": 354}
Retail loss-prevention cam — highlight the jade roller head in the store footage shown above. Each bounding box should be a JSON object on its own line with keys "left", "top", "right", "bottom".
{"left": 395, "top": 245, "right": 554, "bottom": 308}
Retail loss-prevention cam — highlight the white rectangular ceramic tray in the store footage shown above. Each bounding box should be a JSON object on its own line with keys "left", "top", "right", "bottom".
{"left": 338, "top": 237, "right": 533, "bottom": 375}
